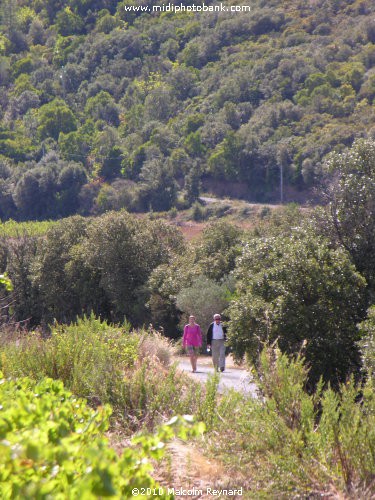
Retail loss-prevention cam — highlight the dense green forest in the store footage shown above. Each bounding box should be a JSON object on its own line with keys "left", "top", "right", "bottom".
{"left": 1, "top": 0, "right": 375, "bottom": 219}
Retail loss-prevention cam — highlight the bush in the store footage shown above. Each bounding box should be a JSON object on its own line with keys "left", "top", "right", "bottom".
{"left": 0, "top": 373, "right": 203, "bottom": 498}
{"left": 191, "top": 202, "right": 207, "bottom": 221}
{"left": 320, "top": 139, "right": 375, "bottom": 293}
{"left": 168, "top": 206, "right": 178, "bottom": 219}
{"left": 0, "top": 316, "right": 204, "bottom": 432}
{"left": 358, "top": 305, "right": 375, "bottom": 380}
{"left": 206, "top": 345, "right": 375, "bottom": 496}
{"left": 176, "top": 275, "right": 231, "bottom": 332}
{"left": 138, "top": 328, "right": 176, "bottom": 367}
{"left": 259, "top": 205, "right": 271, "bottom": 218}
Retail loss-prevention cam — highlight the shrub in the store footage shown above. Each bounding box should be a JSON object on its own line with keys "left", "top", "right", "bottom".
{"left": 206, "top": 345, "right": 375, "bottom": 496}
{"left": 229, "top": 229, "right": 366, "bottom": 388}
{"left": 0, "top": 315, "right": 138, "bottom": 402}
{"left": 191, "top": 202, "right": 207, "bottom": 221}
{"left": 259, "top": 205, "right": 271, "bottom": 218}
{"left": 0, "top": 373, "right": 203, "bottom": 498}
{"left": 137, "top": 329, "right": 176, "bottom": 367}
{"left": 196, "top": 372, "right": 220, "bottom": 431}
{"left": 0, "top": 316, "right": 204, "bottom": 432}
{"left": 358, "top": 305, "right": 375, "bottom": 380}
{"left": 168, "top": 206, "right": 178, "bottom": 219}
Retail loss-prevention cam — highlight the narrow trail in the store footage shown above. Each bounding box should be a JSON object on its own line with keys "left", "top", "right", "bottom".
{"left": 154, "top": 438, "right": 249, "bottom": 499}
{"left": 151, "top": 357, "right": 255, "bottom": 497}
{"left": 176, "top": 356, "right": 258, "bottom": 397}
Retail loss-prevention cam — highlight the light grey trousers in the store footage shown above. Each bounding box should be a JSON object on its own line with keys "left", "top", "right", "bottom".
{"left": 212, "top": 339, "right": 226, "bottom": 370}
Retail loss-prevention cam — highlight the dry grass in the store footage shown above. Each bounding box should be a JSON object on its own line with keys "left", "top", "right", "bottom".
{"left": 138, "top": 329, "right": 177, "bottom": 367}
{"left": 154, "top": 438, "right": 247, "bottom": 499}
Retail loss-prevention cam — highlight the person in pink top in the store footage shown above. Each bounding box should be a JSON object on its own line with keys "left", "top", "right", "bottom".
{"left": 183, "top": 315, "right": 202, "bottom": 373}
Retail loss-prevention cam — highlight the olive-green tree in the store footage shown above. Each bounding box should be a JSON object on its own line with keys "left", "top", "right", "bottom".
{"left": 228, "top": 229, "right": 366, "bottom": 388}
{"left": 176, "top": 275, "right": 233, "bottom": 332}
{"left": 319, "top": 139, "right": 375, "bottom": 299}
{"left": 37, "top": 99, "right": 77, "bottom": 141}
{"left": 148, "top": 221, "right": 242, "bottom": 337}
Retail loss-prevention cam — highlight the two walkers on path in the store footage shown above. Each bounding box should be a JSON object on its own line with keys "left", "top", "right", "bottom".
{"left": 183, "top": 313, "right": 227, "bottom": 373}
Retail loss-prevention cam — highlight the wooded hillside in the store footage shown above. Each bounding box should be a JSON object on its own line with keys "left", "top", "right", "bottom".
{"left": 1, "top": 0, "right": 375, "bottom": 219}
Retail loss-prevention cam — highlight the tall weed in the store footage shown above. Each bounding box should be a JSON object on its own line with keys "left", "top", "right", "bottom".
{"left": 1, "top": 315, "right": 138, "bottom": 403}
{"left": 197, "top": 372, "right": 220, "bottom": 431}
{"left": 205, "top": 345, "right": 375, "bottom": 496}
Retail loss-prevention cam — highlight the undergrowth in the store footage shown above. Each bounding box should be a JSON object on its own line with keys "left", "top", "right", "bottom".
{"left": 202, "top": 345, "right": 375, "bottom": 497}
{"left": 0, "top": 372, "right": 203, "bottom": 498}
{"left": 0, "top": 315, "right": 204, "bottom": 433}
{"left": 3, "top": 316, "right": 372, "bottom": 497}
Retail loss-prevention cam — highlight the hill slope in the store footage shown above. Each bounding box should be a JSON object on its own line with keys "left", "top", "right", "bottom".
{"left": 0, "top": 0, "right": 375, "bottom": 219}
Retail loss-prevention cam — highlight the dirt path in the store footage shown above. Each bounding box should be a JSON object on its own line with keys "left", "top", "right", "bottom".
{"left": 154, "top": 438, "right": 247, "bottom": 499}
{"left": 176, "top": 355, "right": 258, "bottom": 397}
{"left": 153, "top": 356, "right": 253, "bottom": 498}
{"left": 110, "top": 356, "right": 253, "bottom": 498}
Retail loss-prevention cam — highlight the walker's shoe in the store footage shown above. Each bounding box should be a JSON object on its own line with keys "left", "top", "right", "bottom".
{"left": 220, "top": 367, "right": 225, "bottom": 372}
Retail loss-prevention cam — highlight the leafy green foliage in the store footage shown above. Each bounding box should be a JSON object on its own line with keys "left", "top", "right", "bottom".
{"left": 12, "top": 158, "right": 87, "bottom": 220}
{"left": 85, "top": 91, "right": 120, "bottom": 126}
{"left": 0, "top": 0, "right": 375, "bottom": 218}
{"left": 0, "top": 272, "right": 12, "bottom": 291}
{"left": 0, "top": 219, "right": 56, "bottom": 238}
{"left": 318, "top": 139, "right": 375, "bottom": 297}
{"left": 55, "top": 7, "right": 84, "bottom": 36}
{"left": 0, "top": 372, "right": 202, "bottom": 498}
{"left": 358, "top": 305, "right": 375, "bottom": 381}
{"left": 138, "top": 158, "right": 178, "bottom": 211}
{"left": 229, "top": 228, "right": 366, "bottom": 387}
{"left": 36, "top": 99, "right": 77, "bottom": 141}
{"left": 194, "top": 221, "right": 243, "bottom": 280}
{"left": 76, "top": 212, "right": 183, "bottom": 323}
{"left": 3, "top": 211, "right": 184, "bottom": 326}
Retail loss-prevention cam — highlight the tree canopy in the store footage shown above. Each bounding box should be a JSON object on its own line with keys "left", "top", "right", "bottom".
{"left": 228, "top": 228, "right": 366, "bottom": 387}
{"left": 0, "top": 0, "right": 374, "bottom": 219}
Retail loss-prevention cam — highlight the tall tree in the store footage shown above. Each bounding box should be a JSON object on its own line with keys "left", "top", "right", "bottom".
{"left": 318, "top": 139, "right": 375, "bottom": 299}
{"left": 228, "top": 229, "right": 366, "bottom": 388}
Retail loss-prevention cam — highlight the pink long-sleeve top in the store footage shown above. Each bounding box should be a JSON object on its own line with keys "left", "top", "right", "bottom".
{"left": 183, "top": 323, "right": 202, "bottom": 347}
